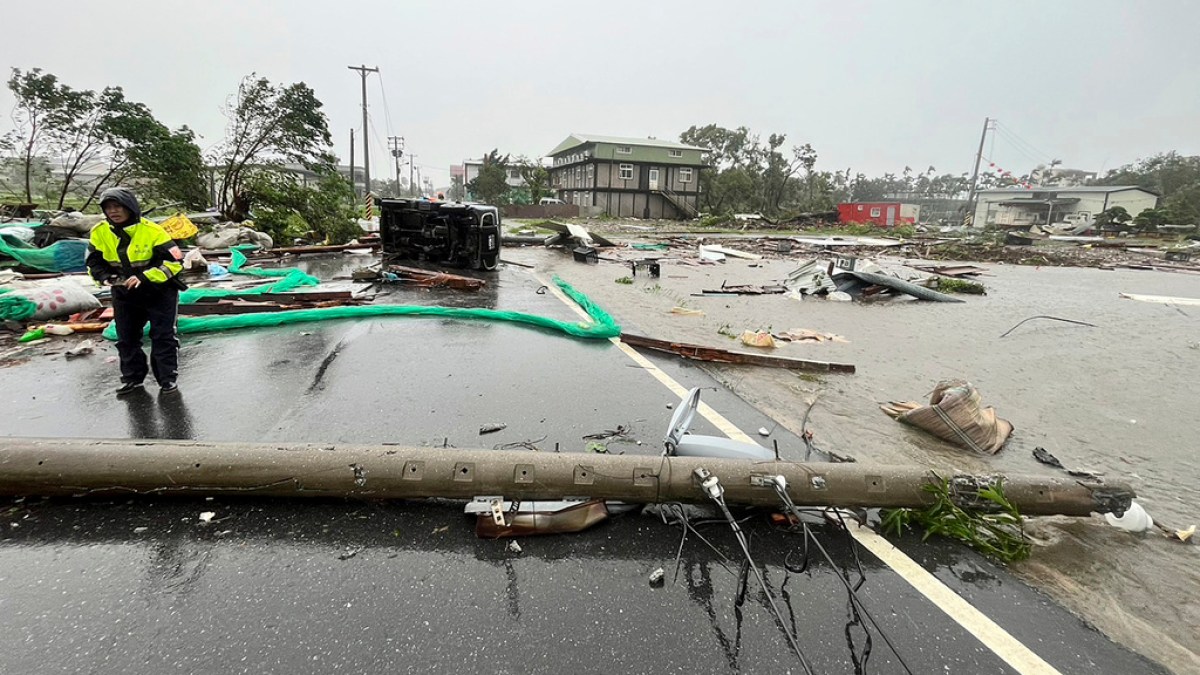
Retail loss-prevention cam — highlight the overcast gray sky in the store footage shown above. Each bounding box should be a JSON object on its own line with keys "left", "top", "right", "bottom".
{"left": 4, "top": 0, "right": 1198, "bottom": 188}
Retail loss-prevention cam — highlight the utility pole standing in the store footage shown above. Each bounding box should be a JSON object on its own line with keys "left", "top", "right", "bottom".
{"left": 965, "top": 117, "right": 994, "bottom": 224}
{"left": 388, "top": 136, "right": 405, "bottom": 197}
{"left": 347, "top": 65, "right": 379, "bottom": 198}
{"left": 408, "top": 155, "right": 418, "bottom": 197}
{"left": 349, "top": 129, "right": 356, "bottom": 199}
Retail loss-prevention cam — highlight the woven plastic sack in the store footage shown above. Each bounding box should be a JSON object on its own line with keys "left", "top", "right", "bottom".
{"left": 881, "top": 380, "right": 1013, "bottom": 454}
{"left": 3, "top": 279, "right": 101, "bottom": 320}
{"left": 161, "top": 213, "right": 199, "bottom": 240}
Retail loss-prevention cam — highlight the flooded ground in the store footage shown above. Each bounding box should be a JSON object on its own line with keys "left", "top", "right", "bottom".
{"left": 521, "top": 245, "right": 1200, "bottom": 673}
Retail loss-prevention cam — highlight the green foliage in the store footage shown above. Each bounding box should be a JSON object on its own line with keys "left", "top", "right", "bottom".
{"left": 614, "top": 276, "right": 633, "bottom": 285}
{"left": 1095, "top": 152, "right": 1200, "bottom": 224}
{"left": 466, "top": 149, "right": 511, "bottom": 205}
{"left": 934, "top": 278, "right": 987, "bottom": 295}
{"left": 2, "top": 68, "right": 207, "bottom": 210}
{"left": 215, "top": 74, "right": 335, "bottom": 221}
{"left": 1132, "top": 207, "right": 1171, "bottom": 231}
{"left": 881, "top": 477, "right": 1031, "bottom": 563}
{"left": 1095, "top": 206, "right": 1132, "bottom": 231}
{"left": 681, "top": 124, "right": 969, "bottom": 218}
{"left": 127, "top": 125, "right": 208, "bottom": 209}
{"left": 245, "top": 169, "right": 360, "bottom": 244}
{"left": 516, "top": 158, "right": 551, "bottom": 204}
{"left": 697, "top": 213, "right": 733, "bottom": 228}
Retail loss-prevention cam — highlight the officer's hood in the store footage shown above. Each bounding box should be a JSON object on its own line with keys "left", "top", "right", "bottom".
{"left": 98, "top": 187, "right": 142, "bottom": 225}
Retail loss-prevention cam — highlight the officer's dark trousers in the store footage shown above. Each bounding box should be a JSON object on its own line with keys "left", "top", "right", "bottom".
{"left": 112, "top": 285, "right": 180, "bottom": 386}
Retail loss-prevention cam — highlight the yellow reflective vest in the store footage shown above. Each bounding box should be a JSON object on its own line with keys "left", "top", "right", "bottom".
{"left": 88, "top": 218, "right": 183, "bottom": 285}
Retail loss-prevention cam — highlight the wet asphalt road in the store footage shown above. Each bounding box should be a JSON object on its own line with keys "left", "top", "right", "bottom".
{"left": 0, "top": 256, "right": 1168, "bottom": 674}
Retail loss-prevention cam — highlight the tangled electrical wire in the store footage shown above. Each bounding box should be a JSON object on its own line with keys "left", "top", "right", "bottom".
{"left": 658, "top": 469, "right": 915, "bottom": 675}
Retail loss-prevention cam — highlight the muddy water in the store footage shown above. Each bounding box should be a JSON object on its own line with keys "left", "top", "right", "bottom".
{"left": 520, "top": 247, "right": 1200, "bottom": 673}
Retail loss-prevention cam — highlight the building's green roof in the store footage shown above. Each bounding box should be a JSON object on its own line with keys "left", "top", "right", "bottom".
{"left": 549, "top": 133, "right": 707, "bottom": 157}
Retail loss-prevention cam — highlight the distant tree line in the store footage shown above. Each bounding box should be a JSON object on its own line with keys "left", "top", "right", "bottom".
{"left": 1, "top": 68, "right": 361, "bottom": 244}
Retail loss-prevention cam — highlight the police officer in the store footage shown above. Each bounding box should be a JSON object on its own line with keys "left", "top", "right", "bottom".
{"left": 86, "top": 187, "right": 186, "bottom": 396}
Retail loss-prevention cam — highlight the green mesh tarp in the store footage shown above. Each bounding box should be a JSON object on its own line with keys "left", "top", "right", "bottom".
{"left": 0, "top": 288, "right": 37, "bottom": 321}
{"left": 0, "top": 236, "right": 88, "bottom": 273}
{"left": 103, "top": 263, "right": 619, "bottom": 341}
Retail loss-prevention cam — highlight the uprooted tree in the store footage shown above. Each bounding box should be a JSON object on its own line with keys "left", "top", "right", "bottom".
{"left": 213, "top": 75, "right": 335, "bottom": 221}
{"left": 0, "top": 68, "right": 207, "bottom": 210}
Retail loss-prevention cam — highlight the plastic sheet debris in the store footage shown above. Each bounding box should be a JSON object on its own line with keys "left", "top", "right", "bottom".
{"left": 881, "top": 380, "right": 1013, "bottom": 454}
{"left": 1119, "top": 292, "right": 1200, "bottom": 307}
{"left": 699, "top": 244, "right": 762, "bottom": 260}
{"left": 1105, "top": 501, "right": 1153, "bottom": 533}
{"left": 774, "top": 329, "right": 848, "bottom": 343}
{"left": 740, "top": 330, "right": 776, "bottom": 349}
{"left": 65, "top": 339, "right": 96, "bottom": 358}
{"left": 160, "top": 213, "right": 198, "bottom": 240}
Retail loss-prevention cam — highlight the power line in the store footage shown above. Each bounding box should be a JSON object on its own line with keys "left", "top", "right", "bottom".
{"left": 375, "top": 71, "right": 395, "bottom": 141}
{"left": 996, "top": 121, "right": 1055, "bottom": 161}
{"left": 994, "top": 122, "right": 1055, "bottom": 166}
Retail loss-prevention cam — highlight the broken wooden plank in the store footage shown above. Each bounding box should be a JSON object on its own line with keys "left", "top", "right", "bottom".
{"left": 200, "top": 242, "right": 382, "bottom": 257}
{"left": 697, "top": 284, "right": 786, "bottom": 296}
{"left": 256, "top": 291, "right": 356, "bottom": 302}
{"left": 180, "top": 301, "right": 292, "bottom": 315}
{"left": 385, "top": 265, "right": 486, "bottom": 290}
{"left": 620, "top": 332, "right": 855, "bottom": 373}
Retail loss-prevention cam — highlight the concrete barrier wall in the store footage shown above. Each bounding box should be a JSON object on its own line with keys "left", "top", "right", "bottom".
{"left": 502, "top": 204, "right": 580, "bottom": 219}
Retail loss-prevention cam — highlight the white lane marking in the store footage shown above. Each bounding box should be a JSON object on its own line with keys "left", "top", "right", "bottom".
{"left": 536, "top": 274, "right": 753, "bottom": 443}
{"left": 541, "top": 272, "right": 1063, "bottom": 674}
{"left": 850, "top": 527, "right": 1062, "bottom": 674}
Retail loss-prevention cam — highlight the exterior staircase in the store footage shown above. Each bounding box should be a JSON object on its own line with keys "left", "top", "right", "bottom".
{"left": 656, "top": 187, "right": 698, "bottom": 219}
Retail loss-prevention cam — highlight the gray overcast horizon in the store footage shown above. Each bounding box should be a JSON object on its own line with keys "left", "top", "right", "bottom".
{"left": 3, "top": 0, "right": 1198, "bottom": 188}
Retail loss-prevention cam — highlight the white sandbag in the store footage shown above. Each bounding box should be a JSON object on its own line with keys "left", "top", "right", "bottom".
{"left": 6, "top": 278, "right": 101, "bottom": 320}
{"left": 49, "top": 212, "right": 105, "bottom": 234}
{"left": 0, "top": 225, "right": 37, "bottom": 244}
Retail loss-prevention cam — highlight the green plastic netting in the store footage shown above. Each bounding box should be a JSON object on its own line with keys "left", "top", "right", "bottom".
{"left": 0, "top": 288, "right": 37, "bottom": 321}
{"left": 0, "top": 236, "right": 88, "bottom": 273}
{"left": 101, "top": 249, "right": 619, "bottom": 341}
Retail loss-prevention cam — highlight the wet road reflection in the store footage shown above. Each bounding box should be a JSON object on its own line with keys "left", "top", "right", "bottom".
{"left": 121, "top": 389, "right": 196, "bottom": 440}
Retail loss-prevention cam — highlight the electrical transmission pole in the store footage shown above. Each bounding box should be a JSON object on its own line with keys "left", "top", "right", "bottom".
{"left": 347, "top": 65, "right": 379, "bottom": 198}
{"left": 408, "top": 155, "right": 418, "bottom": 197}
{"left": 966, "top": 117, "right": 994, "bottom": 224}
{"left": 388, "top": 136, "right": 405, "bottom": 197}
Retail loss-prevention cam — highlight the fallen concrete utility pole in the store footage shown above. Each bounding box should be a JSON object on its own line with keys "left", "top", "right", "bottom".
{"left": 621, "top": 333, "right": 856, "bottom": 374}
{"left": 0, "top": 438, "right": 1131, "bottom": 515}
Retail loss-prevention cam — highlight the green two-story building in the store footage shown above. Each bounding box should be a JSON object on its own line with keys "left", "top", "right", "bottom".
{"left": 547, "top": 134, "right": 706, "bottom": 219}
